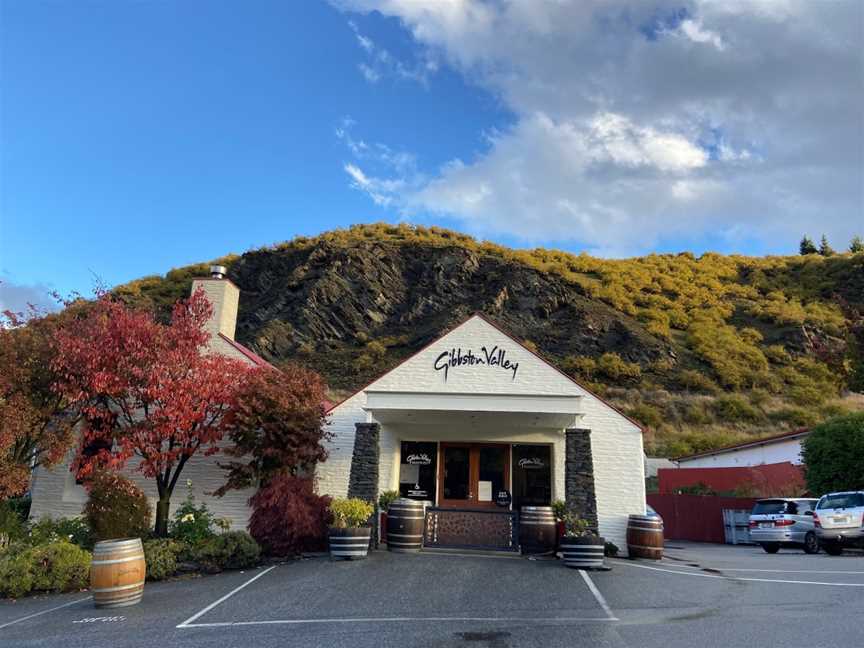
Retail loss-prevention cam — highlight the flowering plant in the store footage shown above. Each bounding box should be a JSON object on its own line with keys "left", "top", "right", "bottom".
{"left": 562, "top": 513, "right": 595, "bottom": 538}
{"left": 169, "top": 480, "right": 215, "bottom": 544}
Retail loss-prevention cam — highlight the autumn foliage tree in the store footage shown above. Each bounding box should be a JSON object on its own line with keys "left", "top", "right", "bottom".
{"left": 0, "top": 306, "right": 77, "bottom": 499}
{"left": 216, "top": 364, "right": 331, "bottom": 495}
{"left": 52, "top": 289, "right": 251, "bottom": 536}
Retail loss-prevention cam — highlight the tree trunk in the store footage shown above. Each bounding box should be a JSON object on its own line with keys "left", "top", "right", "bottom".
{"left": 155, "top": 498, "right": 171, "bottom": 537}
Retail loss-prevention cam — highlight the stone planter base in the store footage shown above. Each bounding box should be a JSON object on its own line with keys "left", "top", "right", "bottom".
{"left": 328, "top": 527, "right": 371, "bottom": 560}
{"left": 560, "top": 535, "right": 607, "bottom": 570}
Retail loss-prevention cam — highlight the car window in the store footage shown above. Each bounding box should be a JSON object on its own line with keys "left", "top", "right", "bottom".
{"left": 796, "top": 500, "right": 816, "bottom": 513}
{"left": 818, "top": 493, "right": 864, "bottom": 509}
{"left": 752, "top": 500, "right": 794, "bottom": 514}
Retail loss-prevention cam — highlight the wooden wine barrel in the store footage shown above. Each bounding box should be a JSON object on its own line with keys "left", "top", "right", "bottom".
{"left": 387, "top": 498, "right": 425, "bottom": 553}
{"left": 329, "top": 527, "right": 371, "bottom": 560}
{"left": 559, "top": 536, "right": 606, "bottom": 569}
{"left": 626, "top": 514, "right": 663, "bottom": 560}
{"left": 518, "top": 506, "right": 557, "bottom": 555}
{"left": 90, "top": 538, "right": 146, "bottom": 608}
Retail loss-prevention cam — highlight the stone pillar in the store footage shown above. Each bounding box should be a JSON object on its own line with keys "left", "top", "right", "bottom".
{"left": 564, "top": 428, "right": 598, "bottom": 532}
{"left": 348, "top": 422, "right": 380, "bottom": 546}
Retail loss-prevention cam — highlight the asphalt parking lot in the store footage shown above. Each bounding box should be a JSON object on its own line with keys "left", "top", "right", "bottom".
{"left": 1, "top": 542, "right": 862, "bottom": 648}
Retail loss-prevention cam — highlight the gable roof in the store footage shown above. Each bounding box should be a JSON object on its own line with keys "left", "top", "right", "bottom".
{"left": 218, "top": 333, "right": 273, "bottom": 369}
{"left": 325, "top": 311, "right": 644, "bottom": 432}
{"left": 675, "top": 428, "right": 810, "bottom": 462}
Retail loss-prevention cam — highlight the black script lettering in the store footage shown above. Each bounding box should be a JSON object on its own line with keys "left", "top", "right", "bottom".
{"left": 434, "top": 351, "right": 450, "bottom": 381}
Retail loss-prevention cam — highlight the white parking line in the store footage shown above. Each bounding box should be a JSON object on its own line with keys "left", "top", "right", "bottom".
{"left": 176, "top": 566, "right": 276, "bottom": 628}
{"left": 720, "top": 568, "right": 864, "bottom": 575}
{"left": 178, "top": 615, "right": 617, "bottom": 628}
{"left": 578, "top": 571, "right": 617, "bottom": 620}
{"left": 616, "top": 561, "right": 864, "bottom": 587}
{"left": 657, "top": 561, "right": 864, "bottom": 575}
{"left": 0, "top": 596, "right": 92, "bottom": 631}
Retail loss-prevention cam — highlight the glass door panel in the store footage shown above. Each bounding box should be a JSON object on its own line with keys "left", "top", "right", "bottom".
{"left": 441, "top": 445, "right": 471, "bottom": 503}
{"left": 438, "top": 443, "right": 510, "bottom": 508}
{"left": 477, "top": 446, "right": 506, "bottom": 504}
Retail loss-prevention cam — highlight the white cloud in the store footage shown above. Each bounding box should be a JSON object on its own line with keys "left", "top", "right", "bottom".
{"left": 334, "top": 0, "right": 864, "bottom": 253}
{"left": 0, "top": 277, "right": 59, "bottom": 316}
{"left": 677, "top": 18, "right": 725, "bottom": 50}
{"left": 346, "top": 18, "right": 438, "bottom": 85}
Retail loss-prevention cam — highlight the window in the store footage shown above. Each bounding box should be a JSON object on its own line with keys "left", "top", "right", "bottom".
{"left": 512, "top": 445, "right": 552, "bottom": 508}
{"left": 818, "top": 493, "right": 864, "bottom": 510}
{"left": 398, "top": 442, "right": 437, "bottom": 502}
{"left": 752, "top": 500, "right": 798, "bottom": 515}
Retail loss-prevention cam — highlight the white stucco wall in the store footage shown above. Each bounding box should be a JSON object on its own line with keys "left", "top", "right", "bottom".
{"left": 29, "top": 441, "right": 256, "bottom": 530}
{"left": 318, "top": 315, "right": 646, "bottom": 553}
{"left": 678, "top": 437, "right": 805, "bottom": 468}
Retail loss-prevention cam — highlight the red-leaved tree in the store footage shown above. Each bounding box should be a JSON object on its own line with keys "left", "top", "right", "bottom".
{"left": 52, "top": 289, "right": 251, "bottom": 536}
{"left": 247, "top": 473, "right": 332, "bottom": 556}
{"left": 0, "top": 305, "right": 77, "bottom": 499}
{"left": 216, "top": 364, "right": 331, "bottom": 496}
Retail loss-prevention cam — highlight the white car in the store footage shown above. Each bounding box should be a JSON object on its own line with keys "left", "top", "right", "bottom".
{"left": 814, "top": 491, "right": 864, "bottom": 555}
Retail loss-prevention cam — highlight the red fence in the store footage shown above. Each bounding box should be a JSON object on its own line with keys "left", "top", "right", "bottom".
{"left": 647, "top": 494, "right": 758, "bottom": 543}
{"left": 657, "top": 462, "right": 804, "bottom": 496}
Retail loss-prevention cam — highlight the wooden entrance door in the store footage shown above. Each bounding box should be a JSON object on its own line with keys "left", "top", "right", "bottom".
{"left": 438, "top": 443, "right": 510, "bottom": 508}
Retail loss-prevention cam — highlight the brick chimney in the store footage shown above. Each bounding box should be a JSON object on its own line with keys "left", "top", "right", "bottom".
{"left": 190, "top": 265, "right": 240, "bottom": 341}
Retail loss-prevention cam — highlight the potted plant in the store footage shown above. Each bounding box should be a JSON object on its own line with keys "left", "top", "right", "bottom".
{"left": 328, "top": 498, "right": 375, "bottom": 560}
{"left": 558, "top": 513, "right": 607, "bottom": 570}
{"left": 377, "top": 490, "right": 400, "bottom": 545}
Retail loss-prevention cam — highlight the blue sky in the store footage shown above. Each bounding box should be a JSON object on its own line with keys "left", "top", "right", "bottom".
{"left": 1, "top": 1, "right": 862, "bottom": 311}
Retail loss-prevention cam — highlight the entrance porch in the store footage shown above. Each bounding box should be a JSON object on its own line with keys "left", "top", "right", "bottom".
{"left": 346, "top": 390, "right": 598, "bottom": 551}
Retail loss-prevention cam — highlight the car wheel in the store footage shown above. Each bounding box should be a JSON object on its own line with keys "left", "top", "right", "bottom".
{"left": 761, "top": 542, "right": 780, "bottom": 554}
{"left": 803, "top": 532, "right": 819, "bottom": 554}
{"left": 822, "top": 541, "right": 843, "bottom": 556}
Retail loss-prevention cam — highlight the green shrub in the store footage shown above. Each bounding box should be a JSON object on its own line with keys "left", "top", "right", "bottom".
{"left": 192, "top": 531, "right": 260, "bottom": 571}
{"left": 682, "top": 401, "right": 714, "bottom": 425}
{"left": 562, "top": 356, "right": 597, "bottom": 380}
{"left": 802, "top": 413, "right": 864, "bottom": 494}
{"left": 85, "top": 471, "right": 151, "bottom": 541}
{"left": 28, "top": 541, "right": 91, "bottom": 593}
{"left": 768, "top": 407, "right": 819, "bottom": 427}
{"left": 0, "top": 550, "right": 34, "bottom": 598}
{"left": 596, "top": 353, "right": 642, "bottom": 384}
{"left": 27, "top": 517, "right": 93, "bottom": 549}
{"left": 6, "top": 497, "right": 31, "bottom": 523}
{"left": 675, "top": 370, "right": 719, "bottom": 394}
{"left": 378, "top": 490, "right": 400, "bottom": 512}
{"left": 169, "top": 481, "right": 215, "bottom": 544}
{"left": 1, "top": 541, "right": 93, "bottom": 597}
{"left": 551, "top": 500, "right": 567, "bottom": 522}
{"left": 628, "top": 403, "right": 663, "bottom": 429}
{"left": 143, "top": 539, "right": 183, "bottom": 581}
{"left": 329, "top": 498, "right": 374, "bottom": 529}
{"left": 0, "top": 501, "right": 27, "bottom": 545}
{"left": 711, "top": 395, "right": 762, "bottom": 423}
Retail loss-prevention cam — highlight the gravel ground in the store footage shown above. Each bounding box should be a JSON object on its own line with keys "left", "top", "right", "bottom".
{"left": 1, "top": 543, "right": 862, "bottom": 647}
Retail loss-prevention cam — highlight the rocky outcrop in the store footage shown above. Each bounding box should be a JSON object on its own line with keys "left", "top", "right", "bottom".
{"left": 226, "top": 240, "right": 672, "bottom": 390}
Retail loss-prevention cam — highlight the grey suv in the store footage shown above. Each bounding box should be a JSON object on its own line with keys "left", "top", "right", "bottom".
{"left": 748, "top": 498, "right": 819, "bottom": 554}
{"left": 814, "top": 491, "right": 864, "bottom": 555}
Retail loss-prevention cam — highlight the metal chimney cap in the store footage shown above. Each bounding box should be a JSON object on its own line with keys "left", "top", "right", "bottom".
{"left": 209, "top": 265, "right": 227, "bottom": 279}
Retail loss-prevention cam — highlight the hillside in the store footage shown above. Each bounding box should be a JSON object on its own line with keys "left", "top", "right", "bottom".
{"left": 116, "top": 223, "right": 864, "bottom": 457}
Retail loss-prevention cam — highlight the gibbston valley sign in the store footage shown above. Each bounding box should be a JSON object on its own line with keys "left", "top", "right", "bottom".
{"left": 434, "top": 346, "right": 520, "bottom": 381}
